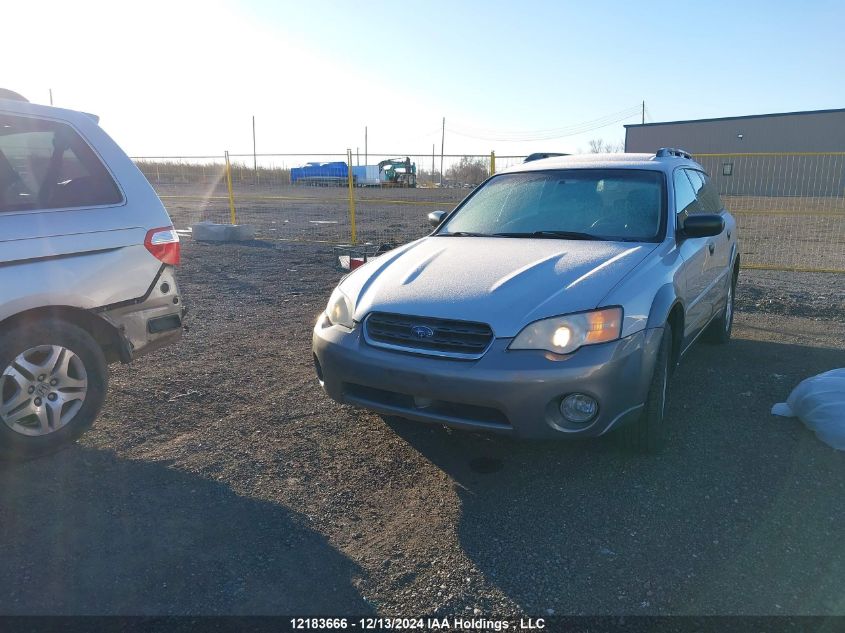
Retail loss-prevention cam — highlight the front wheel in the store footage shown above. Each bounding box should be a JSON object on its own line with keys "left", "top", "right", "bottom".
{"left": 0, "top": 319, "right": 108, "bottom": 460}
{"left": 706, "top": 270, "right": 737, "bottom": 344}
{"left": 616, "top": 324, "right": 673, "bottom": 453}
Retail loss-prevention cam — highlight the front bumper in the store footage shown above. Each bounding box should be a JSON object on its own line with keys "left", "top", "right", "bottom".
{"left": 313, "top": 318, "right": 664, "bottom": 439}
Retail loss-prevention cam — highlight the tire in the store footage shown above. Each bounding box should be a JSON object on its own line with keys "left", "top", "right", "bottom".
{"left": 706, "top": 269, "right": 737, "bottom": 344}
{"left": 0, "top": 319, "right": 108, "bottom": 460}
{"left": 616, "top": 324, "right": 673, "bottom": 454}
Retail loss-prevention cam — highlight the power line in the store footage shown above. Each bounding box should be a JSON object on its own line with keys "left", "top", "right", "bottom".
{"left": 449, "top": 106, "right": 640, "bottom": 137}
{"left": 445, "top": 105, "right": 642, "bottom": 142}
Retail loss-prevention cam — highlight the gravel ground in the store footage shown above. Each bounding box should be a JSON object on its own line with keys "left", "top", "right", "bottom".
{"left": 1, "top": 240, "right": 844, "bottom": 616}
{"left": 736, "top": 269, "right": 845, "bottom": 323}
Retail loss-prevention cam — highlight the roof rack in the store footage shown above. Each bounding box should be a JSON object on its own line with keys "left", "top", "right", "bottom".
{"left": 655, "top": 147, "right": 692, "bottom": 159}
{"left": 524, "top": 152, "right": 569, "bottom": 163}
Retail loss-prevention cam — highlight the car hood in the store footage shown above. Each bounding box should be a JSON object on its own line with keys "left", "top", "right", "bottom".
{"left": 341, "top": 236, "right": 655, "bottom": 337}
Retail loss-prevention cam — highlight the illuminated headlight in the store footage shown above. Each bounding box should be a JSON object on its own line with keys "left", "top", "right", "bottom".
{"left": 509, "top": 307, "right": 623, "bottom": 355}
{"left": 325, "top": 287, "right": 354, "bottom": 329}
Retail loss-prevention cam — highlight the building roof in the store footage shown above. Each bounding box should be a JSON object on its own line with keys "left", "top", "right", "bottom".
{"left": 624, "top": 107, "right": 845, "bottom": 128}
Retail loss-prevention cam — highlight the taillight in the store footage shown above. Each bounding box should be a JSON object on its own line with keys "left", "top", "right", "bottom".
{"left": 144, "top": 226, "right": 181, "bottom": 265}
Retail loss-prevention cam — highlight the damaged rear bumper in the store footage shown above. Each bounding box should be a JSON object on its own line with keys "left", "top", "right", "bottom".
{"left": 98, "top": 266, "right": 185, "bottom": 362}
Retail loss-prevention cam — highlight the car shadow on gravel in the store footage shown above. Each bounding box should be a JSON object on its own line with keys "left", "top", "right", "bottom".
{"left": 385, "top": 337, "right": 845, "bottom": 615}
{"left": 0, "top": 446, "right": 372, "bottom": 616}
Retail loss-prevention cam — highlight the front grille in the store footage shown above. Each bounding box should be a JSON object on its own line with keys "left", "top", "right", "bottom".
{"left": 365, "top": 312, "right": 493, "bottom": 358}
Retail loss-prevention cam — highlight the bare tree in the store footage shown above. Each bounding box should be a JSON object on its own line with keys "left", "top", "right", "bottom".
{"left": 445, "top": 156, "right": 489, "bottom": 185}
{"left": 588, "top": 138, "right": 625, "bottom": 153}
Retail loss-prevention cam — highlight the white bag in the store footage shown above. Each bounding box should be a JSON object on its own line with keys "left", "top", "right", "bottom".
{"left": 772, "top": 368, "right": 845, "bottom": 450}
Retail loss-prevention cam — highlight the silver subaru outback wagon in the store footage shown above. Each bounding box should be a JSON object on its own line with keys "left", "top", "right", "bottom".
{"left": 0, "top": 93, "right": 183, "bottom": 459}
{"left": 314, "top": 149, "right": 739, "bottom": 452}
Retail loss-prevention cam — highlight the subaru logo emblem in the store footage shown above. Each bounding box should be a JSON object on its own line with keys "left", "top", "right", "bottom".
{"left": 411, "top": 325, "right": 435, "bottom": 339}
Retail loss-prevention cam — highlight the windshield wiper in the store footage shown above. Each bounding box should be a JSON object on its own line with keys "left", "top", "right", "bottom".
{"left": 438, "top": 231, "right": 491, "bottom": 237}
{"left": 492, "top": 230, "right": 603, "bottom": 241}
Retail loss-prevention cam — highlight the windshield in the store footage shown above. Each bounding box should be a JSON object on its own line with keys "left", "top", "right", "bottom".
{"left": 439, "top": 169, "right": 666, "bottom": 241}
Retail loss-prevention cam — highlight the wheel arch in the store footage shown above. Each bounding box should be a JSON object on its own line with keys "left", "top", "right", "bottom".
{"left": 0, "top": 306, "right": 126, "bottom": 364}
{"left": 646, "top": 283, "right": 685, "bottom": 369}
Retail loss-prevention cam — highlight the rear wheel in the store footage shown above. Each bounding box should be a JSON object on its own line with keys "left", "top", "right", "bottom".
{"left": 0, "top": 319, "right": 107, "bottom": 460}
{"left": 617, "top": 324, "right": 673, "bottom": 453}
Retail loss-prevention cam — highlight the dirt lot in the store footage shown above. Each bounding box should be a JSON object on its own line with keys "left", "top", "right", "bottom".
{"left": 158, "top": 183, "right": 461, "bottom": 247}
{"left": 1, "top": 240, "right": 844, "bottom": 616}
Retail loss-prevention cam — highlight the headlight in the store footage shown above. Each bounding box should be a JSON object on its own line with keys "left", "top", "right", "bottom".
{"left": 509, "top": 307, "right": 623, "bottom": 355}
{"left": 325, "top": 287, "right": 354, "bottom": 328}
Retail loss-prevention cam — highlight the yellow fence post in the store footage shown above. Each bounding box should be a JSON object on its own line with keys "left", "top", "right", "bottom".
{"left": 224, "top": 150, "right": 237, "bottom": 225}
{"left": 347, "top": 148, "right": 357, "bottom": 244}
{"left": 490, "top": 150, "right": 496, "bottom": 175}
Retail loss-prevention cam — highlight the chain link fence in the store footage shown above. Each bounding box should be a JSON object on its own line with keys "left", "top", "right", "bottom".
{"left": 133, "top": 153, "right": 516, "bottom": 245}
{"left": 693, "top": 153, "right": 845, "bottom": 272}
{"left": 133, "top": 151, "right": 845, "bottom": 273}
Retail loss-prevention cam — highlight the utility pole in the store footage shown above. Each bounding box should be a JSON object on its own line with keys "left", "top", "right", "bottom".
{"left": 432, "top": 144, "right": 435, "bottom": 184}
{"left": 356, "top": 147, "right": 359, "bottom": 166}
{"left": 440, "top": 117, "right": 445, "bottom": 186}
{"left": 49, "top": 89, "right": 53, "bottom": 105}
{"left": 252, "top": 115, "right": 257, "bottom": 173}
{"left": 364, "top": 126, "right": 368, "bottom": 166}
{"left": 642, "top": 100, "right": 645, "bottom": 124}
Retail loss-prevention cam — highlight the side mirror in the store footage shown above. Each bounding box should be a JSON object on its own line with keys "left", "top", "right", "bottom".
{"left": 428, "top": 210, "right": 447, "bottom": 227}
{"left": 681, "top": 214, "right": 724, "bottom": 238}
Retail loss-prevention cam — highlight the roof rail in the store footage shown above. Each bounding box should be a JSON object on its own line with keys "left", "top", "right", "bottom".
{"left": 524, "top": 152, "right": 569, "bottom": 163}
{"left": 655, "top": 147, "right": 692, "bottom": 159}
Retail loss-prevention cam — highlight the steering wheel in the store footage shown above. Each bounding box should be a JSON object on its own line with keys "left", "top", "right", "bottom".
{"left": 589, "top": 209, "right": 629, "bottom": 230}
{"left": 496, "top": 214, "right": 536, "bottom": 232}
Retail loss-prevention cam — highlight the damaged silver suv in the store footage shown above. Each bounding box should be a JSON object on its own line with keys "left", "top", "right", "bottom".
{"left": 0, "top": 92, "right": 184, "bottom": 459}
{"left": 314, "top": 149, "right": 739, "bottom": 452}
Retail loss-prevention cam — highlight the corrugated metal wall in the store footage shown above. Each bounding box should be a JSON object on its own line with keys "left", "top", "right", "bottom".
{"left": 625, "top": 110, "right": 845, "bottom": 196}
{"left": 625, "top": 109, "right": 845, "bottom": 154}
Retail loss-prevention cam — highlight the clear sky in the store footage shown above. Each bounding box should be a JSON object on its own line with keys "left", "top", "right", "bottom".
{"left": 4, "top": 0, "right": 844, "bottom": 160}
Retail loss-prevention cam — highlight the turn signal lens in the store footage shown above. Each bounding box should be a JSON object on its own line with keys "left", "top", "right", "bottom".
{"left": 584, "top": 307, "right": 623, "bottom": 345}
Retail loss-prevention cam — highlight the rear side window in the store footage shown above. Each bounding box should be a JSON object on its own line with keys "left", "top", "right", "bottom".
{"left": 687, "top": 169, "right": 724, "bottom": 213}
{"left": 0, "top": 113, "right": 122, "bottom": 212}
{"left": 673, "top": 169, "right": 700, "bottom": 218}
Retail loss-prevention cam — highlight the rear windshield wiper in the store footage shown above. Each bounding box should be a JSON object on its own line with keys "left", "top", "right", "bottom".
{"left": 492, "top": 230, "right": 603, "bottom": 240}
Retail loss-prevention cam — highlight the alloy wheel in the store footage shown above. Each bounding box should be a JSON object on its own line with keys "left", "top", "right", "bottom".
{"left": 0, "top": 345, "right": 88, "bottom": 437}
{"left": 725, "top": 281, "right": 734, "bottom": 332}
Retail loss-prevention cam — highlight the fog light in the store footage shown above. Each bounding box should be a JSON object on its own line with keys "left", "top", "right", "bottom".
{"left": 560, "top": 393, "right": 598, "bottom": 423}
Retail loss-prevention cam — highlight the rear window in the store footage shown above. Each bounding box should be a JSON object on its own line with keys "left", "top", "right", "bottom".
{"left": 0, "top": 113, "right": 122, "bottom": 212}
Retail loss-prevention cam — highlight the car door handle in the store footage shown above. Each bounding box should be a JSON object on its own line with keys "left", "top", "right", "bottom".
{"left": 708, "top": 243, "right": 715, "bottom": 255}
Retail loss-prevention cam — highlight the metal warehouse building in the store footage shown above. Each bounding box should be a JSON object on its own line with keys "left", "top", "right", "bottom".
{"left": 624, "top": 108, "right": 845, "bottom": 196}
